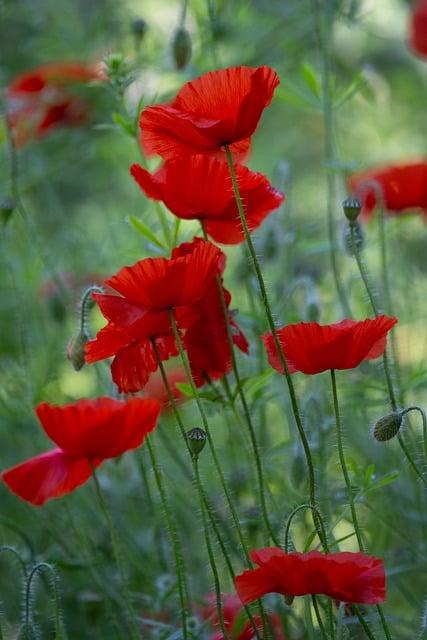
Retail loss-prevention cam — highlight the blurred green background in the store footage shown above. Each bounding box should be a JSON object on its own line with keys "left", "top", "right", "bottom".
{"left": 0, "top": 1, "right": 426, "bottom": 638}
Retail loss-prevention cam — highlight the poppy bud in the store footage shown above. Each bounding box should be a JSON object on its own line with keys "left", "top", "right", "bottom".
{"left": 0, "top": 196, "right": 15, "bottom": 225}
{"left": 342, "top": 197, "right": 361, "bottom": 222}
{"left": 343, "top": 219, "right": 364, "bottom": 256}
{"left": 131, "top": 18, "right": 147, "bottom": 42}
{"left": 172, "top": 27, "right": 192, "bottom": 70}
{"left": 373, "top": 412, "right": 402, "bottom": 442}
{"left": 67, "top": 330, "right": 89, "bottom": 371}
{"left": 186, "top": 427, "right": 207, "bottom": 458}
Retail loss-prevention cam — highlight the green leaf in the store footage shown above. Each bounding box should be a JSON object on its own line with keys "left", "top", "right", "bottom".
{"left": 300, "top": 63, "right": 321, "bottom": 99}
{"left": 128, "top": 215, "right": 167, "bottom": 250}
{"left": 112, "top": 111, "right": 136, "bottom": 138}
{"left": 365, "top": 470, "right": 400, "bottom": 493}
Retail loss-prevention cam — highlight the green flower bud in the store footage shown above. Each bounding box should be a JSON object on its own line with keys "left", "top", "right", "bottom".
{"left": 172, "top": 27, "right": 192, "bottom": 70}
{"left": 373, "top": 412, "right": 402, "bottom": 442}
{"left": 186, "top": 427, "right": 206, "bottom": 458}
{"left": 66, "top": 330, "right": 89, "bottom": 372}
{"left": 342, "top": 196, "right": 361, "bottom": 222}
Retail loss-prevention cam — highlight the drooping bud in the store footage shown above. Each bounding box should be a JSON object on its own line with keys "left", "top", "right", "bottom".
{"left": 343, "top": 219, "right": 364, "bottom": 256}
{"left": 342, "top": 196, "right": 361, "bottom": 222}
{"left": 131, "top": 18, "right": 147, "bottom": 44}
{"left": 172, "top": 27, "right": 192, "bottom": 70}
{"left": 0, "top": 197, "right": 15, "bottom": 226}
{"left": 186, "top": 427, "right": 207, "bottom": 458}
{"left": 66, "top": 330, "right": 89, "bottom": 371}
{"left": 373, "top": 412, "right": 402, "bottom": 442}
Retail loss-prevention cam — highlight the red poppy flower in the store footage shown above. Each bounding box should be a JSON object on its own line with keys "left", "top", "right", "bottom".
{"left": 171, "top": 240, "right": 249, "bottom": 386}
{"left": 348, "top": 162, "right": 427, "bottom": 220}
{"left": 142, "top": 365, "right": 188, "bottom": 407}
{"left": 85, "top": 238, "right": 224, "bottom": 393}
{"left": 409, "top": 0, "right": 427, "bottom": 57}
{"left": 201, "top": 592, "right": 285, "bottom": 640}
{"left": 262, "top": 316, "right": 397, "bottom": 375}
{"left": 130, "top": 155, "right": 284, "bottom": 244}
{"left": 140, "top": 65, "right": 279, "bottom": 159}
{"left": 1, "top": 398, "right": 160, "bottom": 506}
{"left": 6, "top": 61, "right": 104, "bottom": 146}
{"left": 235, "top": 548, "right": 385, "bottom": 606}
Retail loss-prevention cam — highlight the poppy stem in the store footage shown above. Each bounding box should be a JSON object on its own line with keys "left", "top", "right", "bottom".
{"left": 350, "top": 221, "right": 426, "bottom": 491}
{"left": 284, "top": 504, "right": 328, "bottom": 553}
{"left": 224, "top": 144, "right": 327, "bottom": 551}
{"left": 90, "top": 464, "right": 140, "bottom": 640}
{"left": 151, "top": 337, "right": 263, "bottom": 640}
{"left": 312, "top": 595, "right": 329, "bottom": 640}
{"left": 167, "top": 310, "right": 273, "bottom": 639}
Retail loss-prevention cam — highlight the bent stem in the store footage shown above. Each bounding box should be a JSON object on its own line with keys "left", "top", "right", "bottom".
{"left": 144, "top": 437, "right": 190, "bottom": 639}
{"left": 224, "top": 144, "right": 326, "bottom": 550}
{"left": 151, "top": 337, "right": 263, "bottom": 640}
{"left": 168, "top": 309, "right": 272, "bottom": 639}
{"left": 200, "top": 220, "right": 279, "bottom": 546}
{"left": 90, "top": 466, "right": 140, "bottom": 640}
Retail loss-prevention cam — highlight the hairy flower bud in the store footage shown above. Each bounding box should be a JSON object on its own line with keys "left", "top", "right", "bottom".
{"left": 172, "top": 27, "right": 192, "bottom": 70}
{"left": 67, "top": 330, "right": 89, "bottom": 371}
{"left": 342, "top": 196, "right": 361, "bottom": 222}
{"left": 373, "top": 412, "right": 402, "bottom": 442}
{"left": 186, "top": 427, "right": 207, "bottom": 458}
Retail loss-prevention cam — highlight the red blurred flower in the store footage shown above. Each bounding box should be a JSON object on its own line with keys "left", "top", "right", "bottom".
{"left": 348, "top": 162, "right": 427, "bottom": 220}
{"left": 142, "top": 365, "right": 188, "bottom": 408}
{"left": 262, "top": 317, "right": 397, "bottom": 375}
{"left": 171, "top": 239, "right": 249, "bottom": 386}
{"left": 6, "top": 61, "right": 104, "bottom": 146}
{"left": 1, "top": 398, "right": 160, "bottom": 506}
{"left": 235, "top": 548, "right": 385, "bottom": 606}
{"left": 201, "top": 592, "right": 285, "bottom": 640}
{"left": 130, "top": 155, "right": 284, "bottom": 245}
{"left": 85, "top": 238, "right": 224, "bottom": 393}
{"left": 140, "top": 65, "right": 279, "bottom": 160}
{"left": 409, "top": 0, "right": 427, "bottom": 57}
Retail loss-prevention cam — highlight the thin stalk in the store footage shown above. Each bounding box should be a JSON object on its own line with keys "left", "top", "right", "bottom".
{"left": 224, "top": 144, "right": 326, "bottom": 550}
{"left": 145, "top": 438, "right": 190, "bottom": 638}
{"left": 200, "top": 222, "right": 278, "bottom": 545}
{"left": 151, "top": 338, "right": 263, "bottom": 639}
{"left": 194, "top": 458, "right": 230, "bottom": 640}
{"left": 91, "top": 466, "right": 140, "bottom": 640}
{"left": 167, "top": 309, "right": 272, "bottom": 639}
{"left": 350, "top": 222, "right": 426, "bottom": 488}
{"left": 312, "top": 596, "right": 329, "bottom": 640}
{"left": 400, "top": 406, "right": 427, "bottom": 459}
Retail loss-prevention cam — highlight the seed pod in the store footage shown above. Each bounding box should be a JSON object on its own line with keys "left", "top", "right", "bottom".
{"left": 186, "top": 427, "right": 206, "bottom": 458}
{"left": 373, "top": 412, "right": 402, "bottom": 442}
{"left": 67, "top": 330, "right": 89, "bottom": 371}
{"left": 342, "top": 196, "right": 361, "bottom": 222}
{"left": 172, "top": 27, "right": 192, "bottom": 70}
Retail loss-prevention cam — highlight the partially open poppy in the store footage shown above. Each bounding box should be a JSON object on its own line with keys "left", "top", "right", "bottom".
{"left": 139, "top": 65, "right": 279, "bottom": 159}
{"left": 130, "top": 155, "right": 284, "bottom": 244}
{"left": 200, "top": 592, "right": 285, "bottom": 640}
{"left": 85, "top": 238, "right": 224, "bottom": 392}
{"left": 409, "top": 0, "right": 427, "bottom": 57}
{"left": 348, "top": 162, "right": 427, "bottom": 220}
{"left": 262, "top": 316, "right": 397, "bottom": 375}
{"left": 235, "top": 548, "right": 385, "bottom": 606}
{"left": 1, "top": 398, "right": 161, "bottom": 506}
{"left": 6, "top": 61, "right": 104, "bottom": 146}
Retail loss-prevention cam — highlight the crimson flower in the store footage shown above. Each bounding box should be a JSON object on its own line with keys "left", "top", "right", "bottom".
{"left": 85, "top": 238, "right": 224, "bottom": 393}
{"left": 409, "top": 0, "right": 427, "bottom": 57}
{"left": 1, "top": 398, "right": 160, "bottom": 506}
{"left": 140, "top": 65, "right": 279, "bottom": 159}
{"left": 6, "top": 61, "right": 104, "bottom": 146}
{"left": 201, "top": 592, "right": 285, "bottom": 640}
{"left": 348, "top": 162, "right": 427, "bottom": 220}
{"left": 262, "top": 317, "right": 397, "bottom": 375}
{"left": 235, "top": 548, "right": 385, "bottom": 606}
{"left": 130, "top": 155, "right": 284, "bottom": 244}
{"left": 171, "top": 239, "right": 249, "bottom": 386}
{"left": 142, "top": 365, "right": 188, "bottom": 408}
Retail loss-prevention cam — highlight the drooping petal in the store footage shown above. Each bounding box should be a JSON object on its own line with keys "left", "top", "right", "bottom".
{"left": 1, "top": 449, "right": 101, "bottom": 506}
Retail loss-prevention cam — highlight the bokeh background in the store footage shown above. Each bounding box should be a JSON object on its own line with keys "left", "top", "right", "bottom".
{"left": 0, "top": 1, "right": 426, "bottom": 638}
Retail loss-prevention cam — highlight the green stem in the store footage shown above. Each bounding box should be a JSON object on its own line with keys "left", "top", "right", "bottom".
{"left": 194, "top": 458, "right": 230, "bottom": 640}
{"left": 91, "top": 466, "right": 140, "bottom": 640}
{"left": 151, "top": 338, "right": 263, "bottom": 640}
{"left": 145, "top": 438, "right": 190, "bottom": 638}
{"left": 312, "top": 596, "right": 329, "bottom": 640}
{"left": 284, "top": 504, "right": 329, "bottom": 553}
{"left": 400, "top": 406, "right": 427, "bottom": 459}
{"left": 224, "top": 144, "right": 326, "bottom": 550}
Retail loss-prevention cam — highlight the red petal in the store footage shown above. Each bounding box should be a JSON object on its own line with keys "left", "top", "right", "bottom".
{"left": 1, "top": 449, "right": 101, "bottom": 506}
{"left": 409, "top": 0, "right": 427, "bottom": 57}
{"left": 130, "top": 163, "right": 163, "bottom": 200}
{"left": 235, "top": 566, "right": 284, "bottom": 604}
